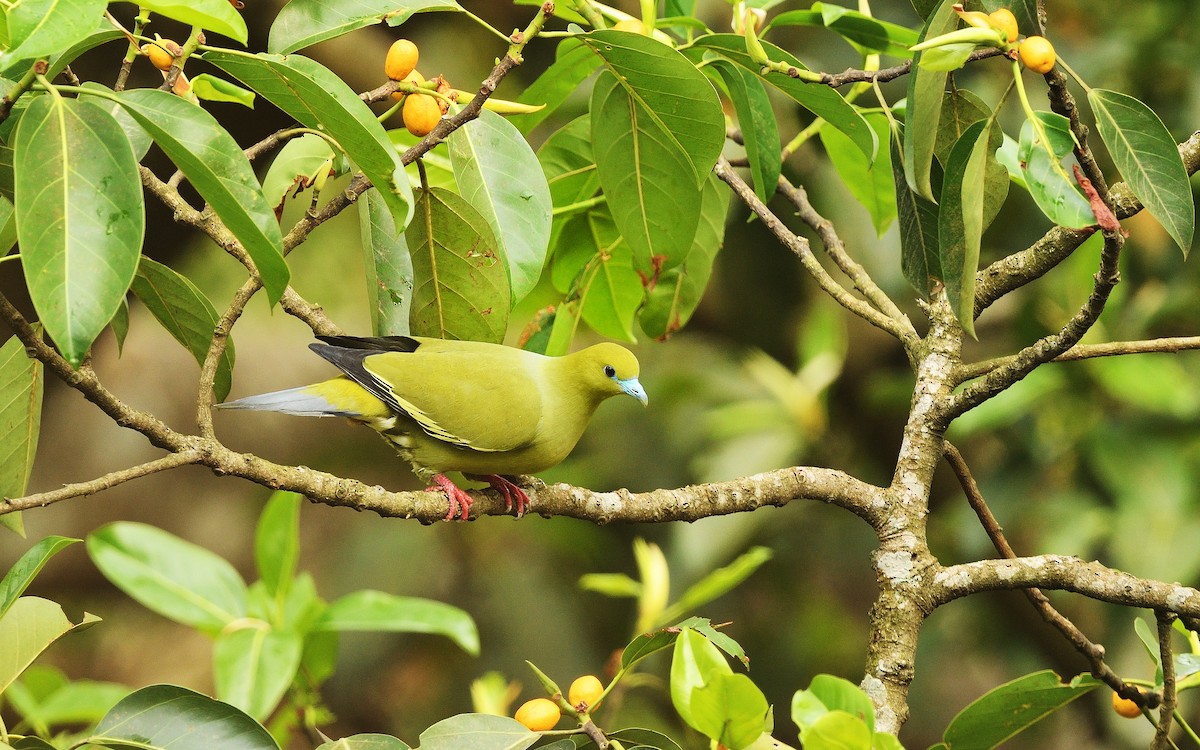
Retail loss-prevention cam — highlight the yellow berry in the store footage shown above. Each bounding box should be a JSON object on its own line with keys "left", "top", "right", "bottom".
{"left": 988, "top": 8, "right": 1018, "bottom": 44}
{"left": 141, "top": 41, "right": 177, "bottom": 72}
{"left": 385, "top": 39, "right": 419, "bottom": 82}
{"left": 1111, "top": 690, "right": 1143, "bottom": 719}
{"left": 612, "top": 18, "right": 647, "bottom": 34}
{"left": 568, "top": 675, "right": 604, "bottom": 710}
{"left": 1019, "top": 35, "right": 1056, "bottom": 74}
{"left": 391, "top": 69, "right": 424, "bottom": 102}
{"left": 402, "top": 93, "right": 442, "bottom": 137}
{"left": 514, "top": 698, "right": 561, "bottom": 731}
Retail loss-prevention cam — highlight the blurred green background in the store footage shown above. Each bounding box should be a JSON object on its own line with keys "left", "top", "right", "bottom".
{"left": 4, "top": 0, "right": 1200, "bottom": 747}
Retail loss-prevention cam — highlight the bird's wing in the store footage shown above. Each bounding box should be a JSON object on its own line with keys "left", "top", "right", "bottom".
{"left": 310, "top": 339, "right": 543, "bottom": 452}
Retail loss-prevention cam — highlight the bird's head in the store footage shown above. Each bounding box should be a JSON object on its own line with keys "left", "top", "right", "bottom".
{"left": 573, "top": 343, "right": 648, "bottom": 405}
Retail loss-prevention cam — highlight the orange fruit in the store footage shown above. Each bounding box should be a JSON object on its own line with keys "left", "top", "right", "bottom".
{"left": 402, "top": 93, "right": 442, "bottom": 137}
{"left": 1111, "top": 690, "right": 1143, "bottom": 719}
{"left": 391, "top": 68, "right": 424, "bottom": 102}
{"left": 514, "top": 698, "right": 561, "bottom": 731}
{"left": 568, "top": 675, "right": 604, "bottom": 709}
{"left": 1019, "top": 35, "right": 1056, "bottom": 74}
{"left": 141, "top": 41, "right": 177, "bottom": 71}
{"left": 385, "top": 39, "right": 419, "bottom": 81}
{"left": 988, "top": 8, "right": 1018, "bottom": 43}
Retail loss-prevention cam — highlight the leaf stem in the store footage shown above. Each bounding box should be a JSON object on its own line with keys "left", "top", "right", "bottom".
{"left": 1054, "top": 54, "right": 1092, "bottom": 94}
{"left": 552, "top": 195, "right": 606, "bottom": 216}
{"left": 459, "top": 8, "right": 513, "bottom": 44}
{"left": 0, "top": 60, "right": 44, "bottom": 122}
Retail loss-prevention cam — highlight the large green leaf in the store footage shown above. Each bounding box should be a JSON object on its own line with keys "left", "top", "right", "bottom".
{"left": 0, "top": 597, "right": 99, "bottom": 695}
{"left": 709, "top": 59, "right": 780, "bottom": 203}
{"left": 903, "top": 0, "right": 958, "bottom": 200}
{"left": 136, "top": 0, "right": 248, "bottom": 44}
{"left": 317, "top": 735, "right": 410, "bottom": 750}
{"left": 358, "top": 187, "right": 413, "bottom": 336}
{"left": 1017, "top": 111, "right": 1094, "bottom": 228}
{"left": 260, "top": 132, "right": 336, "bottom": 213}
{"left": 639, "top": 174, "right": 729, "bottom": 339}
{"left": 939, "top": 119, "right": 997, "bottom": 336}
{"left": 689, "top": 34, "right": 876, "bottom": 160}
{"left": 87, "top": 522, "right": 247, "bottom": 633}
{"left": 538, "top": 115, "right": 600, "bottom": 210}
{"left": 14, "top": 95, "right": 144, "bottom": 367}
{"left": 130, "top": 257, "right": 236, "bottom": 401}
{"left": 1089, "top": 88, "right": 1194, "bottom": 255}
{"left": 670, "top": 627, "right": 734, "bottom": 733}
{"left": 447, "top": 109, "right": 552, "bottom": 305}
{"left": 253, "top": 492, "right": 301, "bottom": 601}
{"left": 766, "top": 4, "right": 919, "bottom": 57}
{"left": 580, "top": 29, "right": 724, "bottom": 184}
{"left": 934, "top": 87, "right": 990, "bottom": 166}
{"left": 313, "top": 590, "right": 480, "bottom": 655}
{"left": 550, "top": 209, "right": 642, "bottom": 342}
{"left": 939, "top": 670, "right": 1100, "bottom": 749}
{"left": 268, "top": 0, "right": 460, "bottom": 54}
{"left": 406, "top": 187, "right": 509, "bottom": 342}
{"left": 0, "top": 335, "right": 43, "bottom": 509}
{"left": 213, "top": 626, "right": 303, "bottom": 720}
{"left": 0, "top": 0, "right": 107, "bottom": 72}
{"left": 89, "top": 685, "right": 278, "bottom": 750}
{"left": 204, "top": 51, "right": 414, "bottom": 232}
{"left": 590, "top": 71, "right": 701, "bottom": 273}
{"left": 821, "top": 112, "right": 896, "bottom": 237}
{"left": 46, "top": 27, "right": 125, "bottom": 80}
{"left": 0, "top": 536, "right": 78, "bottom": 618}
{"left": 113, "top": 88, "right": 289, "bottom": 305}
{"left": 510, "top": 39, "right": 598, "bottom": 135}
{"left": 892, "top": 131, "right": 941, "bottom": 295}
{"left": 415, "top": 714, "right": 536, "bottom": 750}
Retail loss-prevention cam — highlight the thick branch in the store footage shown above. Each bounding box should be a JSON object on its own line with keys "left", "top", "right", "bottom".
{"left": 931, "top": 556, "right": 1200, "bottom": 617}
{"left": 1153, "top": 611, "right": 1177, "bottom": 750}
{"left": 714, "top": 159, "right": 915, "bottom": 346}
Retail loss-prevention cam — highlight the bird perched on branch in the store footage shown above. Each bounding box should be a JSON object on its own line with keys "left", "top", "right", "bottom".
{"left": 219, "top": 335, "right": 647, "bottom": 520}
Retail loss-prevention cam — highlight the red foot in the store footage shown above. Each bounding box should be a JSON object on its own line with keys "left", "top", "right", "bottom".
{"left": 480, "top": 474, "right": 530, "bottom": 518}
{"left": 426, "top": 474, "right": 473, "bottom": 521}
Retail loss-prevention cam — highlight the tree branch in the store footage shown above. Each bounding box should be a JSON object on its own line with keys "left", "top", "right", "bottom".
{"left": 816, "top": 48, "right": 1005, "bottom": 88}
{"left": 1153, "top": 610, "right": 1178, "bottom": 750}
{"left": 714, "top": 158, "right": 917, "bottom": 348}
{"left": 0, "top": 452, "right": 201, "bottom": 512}
{"left": 957, "top": 335, "right": 1200, "bottom": 381}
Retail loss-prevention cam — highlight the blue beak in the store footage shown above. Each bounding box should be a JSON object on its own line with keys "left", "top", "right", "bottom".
{"left": 618, "top": 377, "right": 648, "bottom": 406}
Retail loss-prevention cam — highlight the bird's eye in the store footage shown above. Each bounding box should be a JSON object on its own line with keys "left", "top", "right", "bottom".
{"left": 603, "top": 365, "right": 616, "bottom": 378}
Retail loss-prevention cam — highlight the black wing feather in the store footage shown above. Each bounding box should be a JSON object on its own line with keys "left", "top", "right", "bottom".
{"left": 308, "top": 340, "right": 409, "bottom": 414}
{"left": 314, "top": 335, "right": 421, "bottom": 352}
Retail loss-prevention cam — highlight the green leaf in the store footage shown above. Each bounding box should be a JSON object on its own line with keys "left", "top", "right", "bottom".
{"left": 0, "top": 536, "right": 78, "bottom": 618}
{"left": 359, "top": 187, "right": 413, "bottom": 336}
{"left": 660, "top": 547, "right": 773, "bottom": 626}
{"left": 314, "top": 590, "right": 479, "bottom": 655}
{"left": 130, "top": 257, "right": 236, "bottom": 401}
{"left": 86, "top": 522, "right": 248, "bottom": 632}
{"left": 539, "top": 115, "right": 600, "bottom": 210}
{"left": 89, "top": 684, "right": 278, "bottom": 750}
{"left": 800, "top": 710, "right": 872, "bottom": 750}
{"left": 14, "top": 95, "right": 144, "bottom": 367}
{"left": 511, "top": 39, "right": 598, "bottom": 135}
{"left": 580, "top": 29, "right": 725, "bottom": 183}
{"left": 406, "top": 187, "right": 509, "bottom": 343}
{"left": 9, "top": 669, "right": 128, "bottom": 732}
{"left": 609, "top": 728, "right": 684, "bottom": 750}
{"left": 589, "top": 72, "right": 701, "bottom": 273}
{"left": 113, "top": 88, "right": 289, "bottom": 305}
{"left": 934, "top": 87, "right": 990, "bottom": 165}
{"left": 268, "top": 0, "right": 460, "bottom": 54}
{"left": 806, "top": 675, "right": 875, "bottom": 735}
{"left": 0, "top": 597, "right": 100, "bottom": 694}
{"left": 688, "top": 673, "right": 771, "bottom": 750}
{"left": 137, "top": 0, "right": 248, "bottom": 43}
{"left": 45, "top": 27, "right": 125, "bottom": 80}
{"left": 938, "top": 119, "right": 992, "bottom": 336}
{"left": 766, "top": 6, "right": 918, "bottom": 57}
{"left": 0, "top": 0, "right": 107, "bottom": 72}
{"left": 939, "top": 670, "right": 1100, "bottom": 750}
{"left": 203, "top": 51, "right": 414, "bottom": 232}
{"left": 551, "top": 209, "right": 642, "bottom": 341}
{"left": 191, "top": 74, "right": 257, "bottom": 108}
{"left": 0, "top": 335, "right": 43, "bottom": 509}
{"left": 578, "top": 572, "right": 642, "bottom": 598}
{"left": 671, "top": 628, "right": 734, "bottom": 733}
{"left": 261, "top": 133, "right": 335, "bottom": 213}
{"left": 1088, "top": 88, "right": 1194, "bottom": 254}
{"left": 916, "top": 42, "right": 976, "bottom": 72}
{"left": 1133, "top": 616, "right": 1165, "bottom": 684}
{"left": 1017, "top": 111, "right": 1094, "bottom": 228}
{"left": 892, "top": 130, "right": 941, "bottom": 295}
{"left": 414, "top": 714, "right": 537, "bottom": 750}
{"left": 317, "top": 735, "right": 411, "bottom": 750}
{"left": 213, "top": 626, "right": 303, "bottom": 720}
{"left": 448, "top": 109, "right": 552, "bottom": 305}
{"left": 79, "top": 82, "right": 154, "bottom": 162}
{"left": 904, "top": 0, "right": 958, "bottom": 200}
{"left": 254, "top": 492, "right": 301, "bottom": 600}
{"left": 709, "top": 60, "right": 781, "bottom": 203}
{"left": 821, "top": 112, "right": 896, "bottom": 237}
{"left": 689, "top": 34, "right": 876, "bottom": 160}
{"left": 639, "top": 173, "right": 730, "bottom": 339}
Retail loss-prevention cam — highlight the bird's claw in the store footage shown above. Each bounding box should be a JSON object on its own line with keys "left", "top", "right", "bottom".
{"left": 488, "top": 474, "right": 530, "bottom": 518}
{"left": 427, "top": 474, "right": 473, "bottom": 521}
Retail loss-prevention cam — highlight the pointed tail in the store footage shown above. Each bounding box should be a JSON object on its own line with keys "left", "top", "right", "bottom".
{"left": 217, "top": 385, "right": 350, "bottom": 417}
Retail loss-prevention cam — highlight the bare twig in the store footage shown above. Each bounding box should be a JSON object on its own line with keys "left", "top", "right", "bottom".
{"left": 714, "top": 158, "right": 916, "bottom": 346}
{"left": 818, "top": 48, "right": 1004, "bottom": 88}
{"left": 1152, "top": 611, "right": 1178, "bottom": 749}
{"left": 957, "top": 336, "right": 1200, "bottom": 381}
{"left": 0, "top": 452, "right": 201, "bottom": 512}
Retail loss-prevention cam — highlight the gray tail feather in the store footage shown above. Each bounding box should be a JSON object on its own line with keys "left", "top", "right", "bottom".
{"left": 217, "top": 386, "right": 344, "bottom": 417}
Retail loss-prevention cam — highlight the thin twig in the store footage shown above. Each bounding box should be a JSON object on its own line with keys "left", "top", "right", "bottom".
{"left": 714, "top": 158, "right": 915, "bottom": 345}
{"left": 818, "top": 48, "right": 1004, "bottom": 88}
{"left": 943, "top": 442, "right": 1144, "bottom": 701}
{"left": 1153, "top": 610, "right": 1178, "bottom": 750}
{"left": 1, "top": 452, "right": 201, "bottom": 513}
{"left": 957, "top": 336, "right": 1200, "bottom": 381}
